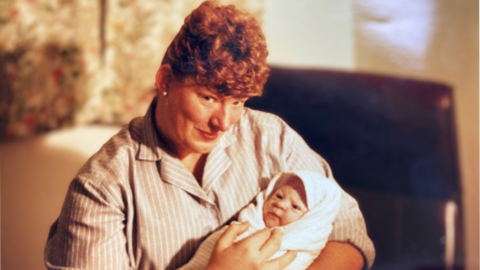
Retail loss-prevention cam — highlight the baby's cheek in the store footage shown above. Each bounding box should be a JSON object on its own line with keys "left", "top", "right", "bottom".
{"left": 291, "top": 212, "right": 303, "bottom": 223}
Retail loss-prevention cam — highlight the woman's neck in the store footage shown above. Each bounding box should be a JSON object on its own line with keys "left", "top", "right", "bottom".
{"left": 182, "top": 153, "right": 207, "bottom": 186}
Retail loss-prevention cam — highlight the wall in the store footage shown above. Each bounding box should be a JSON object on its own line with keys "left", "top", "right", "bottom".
{"left": 264, "top": 0, "right": 354, "bottom": 69}
{"left": 264, "top": 0, "right": 479, "bottom": 269}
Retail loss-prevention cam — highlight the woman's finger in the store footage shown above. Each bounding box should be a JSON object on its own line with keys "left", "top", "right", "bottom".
{"left": 258, "top": 228, "right": 284, "bottom": 260}
{"left": 264, "top": 250, "right": 297, "bottom": 270}
{"left": 215, "top": 221, "right": 250, "bottom": 251}
{"left": 240, "top": 227, "right": 275, "bottom": 250}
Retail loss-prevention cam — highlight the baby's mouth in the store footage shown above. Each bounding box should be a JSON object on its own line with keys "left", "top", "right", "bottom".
{"left": 268, "top": 212, "right": 280, "bottom": 219}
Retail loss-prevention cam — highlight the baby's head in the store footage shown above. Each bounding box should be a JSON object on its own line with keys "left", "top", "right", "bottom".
{"left": 262, "top": 175, "right": 308, "bottom": 228}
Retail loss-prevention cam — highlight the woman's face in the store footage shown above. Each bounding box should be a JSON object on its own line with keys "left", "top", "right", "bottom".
{"left": 156, "top": 78, "right": 248, "bottom": 159}
{"left": 262, "top": 183, "right": 308, "bottom": 228}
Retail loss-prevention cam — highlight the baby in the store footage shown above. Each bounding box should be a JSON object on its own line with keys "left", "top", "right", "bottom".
{"left": 179, "top": 171, "right": 342, "bottom": 270}
{"left": 262, "top": 173, "right": 309, "bottom": 228}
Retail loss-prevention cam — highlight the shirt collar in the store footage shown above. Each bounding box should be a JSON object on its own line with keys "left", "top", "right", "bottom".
{"left": 137, "top": 97, "right": 165, "bottom": 161}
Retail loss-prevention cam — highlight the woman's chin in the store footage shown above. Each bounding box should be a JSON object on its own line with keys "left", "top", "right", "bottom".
{"left": 183, "top": 139, "right": 219, "bottom": 155}
{"left": 189, "top": 134, "right": 223, "bottom": 153}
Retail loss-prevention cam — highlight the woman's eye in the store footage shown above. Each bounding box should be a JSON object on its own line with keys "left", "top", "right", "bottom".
{"left": 203, "top": 96, "right": 215, "bottom": 103}
{"left": 276, "top": 194, "right": 282, "bottom": 199}
{"left": 233, "top": 101, "right": 244, "bottom": 106}
{"left": 292, "top": 205, "right": 298, "bottom": 210}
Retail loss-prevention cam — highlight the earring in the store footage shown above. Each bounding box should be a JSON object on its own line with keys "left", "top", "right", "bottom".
{"left": 162, "top": 91, "right": 167, "bottom": 96}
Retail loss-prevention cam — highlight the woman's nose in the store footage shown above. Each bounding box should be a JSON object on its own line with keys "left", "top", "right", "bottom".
{"left": 210, "top": 106, "right": 232, "bottom": 132}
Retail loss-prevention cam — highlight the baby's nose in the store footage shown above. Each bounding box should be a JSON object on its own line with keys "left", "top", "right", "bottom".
{"left": 276, "top": 199, "right": 289, "bottom": 209}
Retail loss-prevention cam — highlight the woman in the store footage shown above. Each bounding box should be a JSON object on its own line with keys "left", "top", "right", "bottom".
{"left": 45, "top": 1, "right": 374, "bottom": 270}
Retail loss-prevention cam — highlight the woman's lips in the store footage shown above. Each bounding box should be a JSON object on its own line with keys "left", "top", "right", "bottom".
{"left": 199, "top": 130, "right": 218, "bottom": 141}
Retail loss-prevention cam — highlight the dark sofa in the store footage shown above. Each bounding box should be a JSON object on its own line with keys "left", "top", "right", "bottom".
{"left": 246, "top": 66, "right": 464, "bottom": 270}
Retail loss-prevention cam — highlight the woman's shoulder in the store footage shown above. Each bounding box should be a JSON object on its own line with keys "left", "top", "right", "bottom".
{"left": 76, "top": 117, "right": 143, "bottom": 184}
{"left": 241, "top": 107, "right": 291, "bottom": 131}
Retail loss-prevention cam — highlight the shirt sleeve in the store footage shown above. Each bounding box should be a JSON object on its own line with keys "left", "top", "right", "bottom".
{"left": 284, "top": 128, "right": 376, "bottom": 269}
{"left": 44, "top": 176, "right": 131, "bottom": 270}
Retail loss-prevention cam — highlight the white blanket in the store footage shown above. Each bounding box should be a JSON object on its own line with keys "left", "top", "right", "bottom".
{"left": 178, "top": 171, "right": 342, "bottom": 270}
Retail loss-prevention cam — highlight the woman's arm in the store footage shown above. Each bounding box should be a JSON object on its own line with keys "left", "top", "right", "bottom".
{"left": 306, "top": 241, "right": 364, "bottom": 270}
{"left": 45, "top": 176, "right": 130, "bottom": 270}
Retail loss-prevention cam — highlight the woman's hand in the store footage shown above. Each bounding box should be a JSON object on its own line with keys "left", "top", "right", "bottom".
{"left": 205, "top": 222, "right": 297, "bottom": 270}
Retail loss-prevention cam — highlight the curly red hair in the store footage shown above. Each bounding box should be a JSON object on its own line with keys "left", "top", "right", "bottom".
{"left": 161, "top": 0, "right": 269, "bottom": 97}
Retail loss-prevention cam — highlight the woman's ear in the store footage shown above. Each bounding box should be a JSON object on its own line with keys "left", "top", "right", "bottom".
{"left": 155, "top": 64, "right": 173, "bottom": 94}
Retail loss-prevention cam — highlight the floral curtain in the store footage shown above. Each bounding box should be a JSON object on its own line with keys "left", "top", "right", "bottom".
{"left": 0, "top": 0, "right": 264, "bottom": 140}
{"left": 0, "top": 0, "right": 99, "bottom": 139}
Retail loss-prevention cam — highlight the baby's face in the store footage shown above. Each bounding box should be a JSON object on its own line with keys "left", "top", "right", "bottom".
{"left": 262, "top": 183, "right": 308, "bottom": 228}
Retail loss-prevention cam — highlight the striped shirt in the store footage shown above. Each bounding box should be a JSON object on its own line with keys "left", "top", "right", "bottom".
{"left": 45, "top": 100, "right": 375, "bottom": 270}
